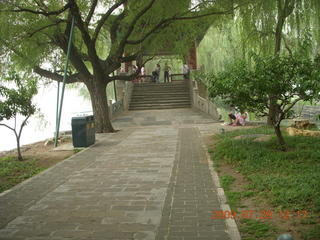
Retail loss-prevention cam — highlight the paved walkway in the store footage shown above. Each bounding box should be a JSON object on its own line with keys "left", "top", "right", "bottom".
{"left": 0, "top": 109, "right": 234, "bottom": 240}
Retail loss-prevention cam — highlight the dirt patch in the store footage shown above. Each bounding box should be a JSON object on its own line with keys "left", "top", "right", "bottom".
{"left": 24, "top": 139, "right": 74, "bottom": 168}
{"left": 218, "top": 163, "right": 249, "bottom": 192}
{"left": 1, "top": 138, "right": 74, "bottom": 165}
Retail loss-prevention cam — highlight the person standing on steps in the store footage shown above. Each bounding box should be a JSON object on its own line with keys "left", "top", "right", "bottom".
{"left": 164, "top": 62, "right": 171, "bottom": 83}
{"left": 183, "top": 63, "right": 190, "bottom": 80}
{"left": 155, "top": 63, "right": 161, "bottom": 83}
{"left": 140, "top": 65, "right": 145, "bottom": 83}
{"left": 152, "top": 64, "right": 160, "bottom": 83}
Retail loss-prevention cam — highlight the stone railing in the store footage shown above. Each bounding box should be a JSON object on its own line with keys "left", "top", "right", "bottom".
{"left": 122, "top": 81, "right": 134, "bottom": 111}
{"left": 107, "top": 80, "right": 133, "bottom": 119}
{"left": 112, "top": 99, "right": 123, "bottom": 114}
{"left": 189, "top": 73, "right": 220, "bottom": 120}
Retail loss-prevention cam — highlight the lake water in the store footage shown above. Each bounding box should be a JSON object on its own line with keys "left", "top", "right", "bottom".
{"left": 0, "top": 83, "right": 92, "bottom": 152}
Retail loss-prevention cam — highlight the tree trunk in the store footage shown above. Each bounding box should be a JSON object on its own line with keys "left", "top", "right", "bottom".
{"left": 268, "top": 0, "right": 287, "bottom": 126}
{"left": 267, "top": 97, "right": 278, "bottom": 125}
{"left": 86, "top": 80, "right": 115, "bottom": 133}
{"left": 274, "top": 18, "right": 283, "bottom": 55}
{"left": 15, "top": 134, "right": 23, "bottom": 161}
{"left": 274, "top": 124, "right": 286, "bottom": 151}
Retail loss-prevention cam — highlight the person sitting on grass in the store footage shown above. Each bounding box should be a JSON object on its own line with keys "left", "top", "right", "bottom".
{"left": 228, "top": 107, "right": 240, "bottom": 124}
{"left": 228, "top": 111, "right": 247, "bottom": 126}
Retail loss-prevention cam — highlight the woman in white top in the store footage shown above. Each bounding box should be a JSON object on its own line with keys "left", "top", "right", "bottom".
{"left": 183, "top": 64, "right": 189, "bottom": 79}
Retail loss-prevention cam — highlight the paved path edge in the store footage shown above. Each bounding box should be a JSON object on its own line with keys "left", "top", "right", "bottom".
{"left": 0, "top": 136, "right": 101, "bottom": 198}
{"left": 199, "top": 132, "right": 242, "bottom": 240}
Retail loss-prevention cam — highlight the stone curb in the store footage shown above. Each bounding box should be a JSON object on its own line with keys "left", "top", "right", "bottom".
{"left": 199, "top": 132, "right": 242, "bottom": 240}
{"left": 0, "top": 136, "right": 103, "bottom": 197}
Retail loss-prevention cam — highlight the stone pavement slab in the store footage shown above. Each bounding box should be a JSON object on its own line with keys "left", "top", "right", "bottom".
{"left": 0, "top": 108, "right": 236, "bottom": 240}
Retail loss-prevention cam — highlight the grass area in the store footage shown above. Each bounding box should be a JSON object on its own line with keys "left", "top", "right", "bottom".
{"left": 0, "top": 156, "right": 46, "bottom": 193}
{"left": 73, "top": 148, "right": 84, "bottom": 154}
{"left": 220, "top": 175, "right": 254, "bottom": 209}
{"left": 299, "top": 225, "right": 320, "bottom": 240}
{"left": 240, "top": 219, "right": 278, "bottom": 239}
{"left": 211, "top": 126, "right": 320, "bottom": 239}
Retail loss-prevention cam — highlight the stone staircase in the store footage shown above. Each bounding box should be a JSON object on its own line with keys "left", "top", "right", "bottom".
{"left": 129, "top": 81, "right": 191, "bottom": 110}
{"left": 301, "top": 105, "right": 320, "bottom": 120}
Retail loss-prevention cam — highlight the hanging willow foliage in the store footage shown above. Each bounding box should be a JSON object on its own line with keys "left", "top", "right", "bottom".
{"left": 198, "top": 0, "right": 320, "bottom": 73}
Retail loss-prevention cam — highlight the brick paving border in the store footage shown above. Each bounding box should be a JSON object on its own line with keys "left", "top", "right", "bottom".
{"left": 155, "top": 128, "right": 231, "bottom": 240}
{"left": 200, "top": 132, "right": 241, "bottom": 240}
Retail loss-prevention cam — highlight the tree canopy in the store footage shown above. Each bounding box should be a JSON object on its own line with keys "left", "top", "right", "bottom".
{"left": 198, "top": 0, "right": 320, "bottom": 73}
{"left": 0, "top": 0, "right": 238, "bottom": 80}
{"left": 0, "top": 0, "right": 242, "bottom": 132}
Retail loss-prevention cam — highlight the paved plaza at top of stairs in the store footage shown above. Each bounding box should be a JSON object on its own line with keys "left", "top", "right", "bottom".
{"left": 0, "top": 108, "right": 238, "bottom": 240}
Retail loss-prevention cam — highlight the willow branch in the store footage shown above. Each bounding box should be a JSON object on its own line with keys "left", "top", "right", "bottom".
{"left": 126, "top": 8, "right": 235, "bottom": 45}
{"left": 85, "top": 0, "right": 98, "bottom": 26}
{"left": 68, "top": 0, "right": 102, "bottom": 71}
{"left": 93, "top": 0, "right": 128, "bottom": 43}
{"left": 34, "top": 67, "right": 81, "bottom": 83}
{"left": 110, "top": 11, "right": 126, "bottom": 43}
{"left": 29, "top": 20, "right": 65, "bottom": 37}
{"left": 121, "top": 0, "right": 157, "bottom": 44}
{"left": 9, "top": 3, "right": 71, "bottom": 17}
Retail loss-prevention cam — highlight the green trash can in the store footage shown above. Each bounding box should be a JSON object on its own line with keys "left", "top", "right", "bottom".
{"left": 71, "top": 115, "right": 95, "bottom": 147}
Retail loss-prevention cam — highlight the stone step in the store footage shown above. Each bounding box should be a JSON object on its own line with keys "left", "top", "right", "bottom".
{"left": 132, "top": 92, "right": 190, "bottom": 96}
{"left": 130, "top": 101, "right": 191, "bottom": 107}
{"left": 134, "top": 87, "right": 189, "bottom": 90}
{"left": 133, "top": 88, "right": 189, "bottom": 92}
{"left": 131, "top": 97, "right": 190, "bottom": 101}
{"left": 133, "top": 82, "right": 187, "bottom": 87}
{"left": 130, "top": 101, "right": 190, "bottom": 106}
{"left": 129, "top": 104, "right": 191, "bottom": 110}
{"left": 130, "top": 81, "right": 190, "bottom": 110}
{"left": 133, "top": 87, "right": 188, "bottom": 91}
{"left": 131, "top": 98, "right": 190, "bottom": 103}
{"left": 134, "top": 83, "right": 187, "bottom": 86}
{"left": 131, "top": 95, "right": 191, "bottom": 100}
{"left": 131, "top": 100, "right": 190, "bottom": 104}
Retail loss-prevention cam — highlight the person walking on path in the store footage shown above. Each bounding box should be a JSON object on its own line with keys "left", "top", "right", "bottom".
{"left": 164, "top": 63, "right": 171, "bottom": 83}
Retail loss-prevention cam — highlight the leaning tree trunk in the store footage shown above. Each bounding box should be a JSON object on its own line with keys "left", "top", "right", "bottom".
{"left": 15, "top": 133, "right": 23, "bottom": 161}
{"left": 267, "top": 96, "right": 278, "bottom": 125}
{"left": 274, "top": 124, "right": 286, "bottom": 151}
{"left": 86, "top": 80, "right": 115, "bottom": 133}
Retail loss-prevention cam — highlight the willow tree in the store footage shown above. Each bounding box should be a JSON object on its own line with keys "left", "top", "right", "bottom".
{"left": 237, "top": 0, "right": 320, "bottom": 124}
{"left": 198, "top": 0, "right": 320, "bottom": 124}
{"left": 0, "top": 0, "right": 242, "bottom": 132}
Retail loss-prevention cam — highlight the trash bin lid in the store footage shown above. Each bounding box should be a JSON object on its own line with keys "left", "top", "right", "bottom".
{"left": 72, "top": 115, "right": 94, "bottom": 122}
